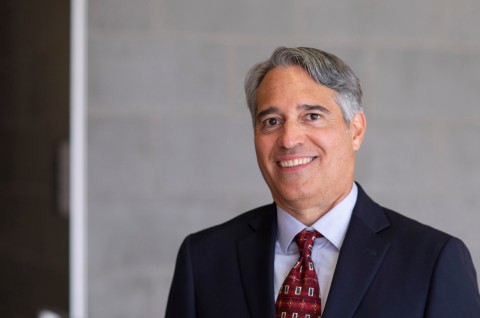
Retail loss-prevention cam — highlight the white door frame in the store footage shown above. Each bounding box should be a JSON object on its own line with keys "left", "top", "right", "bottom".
{"left": 70, "top": 0, "right": 87, "bottom": 317}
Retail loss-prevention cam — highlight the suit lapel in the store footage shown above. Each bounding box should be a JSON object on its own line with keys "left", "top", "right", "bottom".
{"left": 322, "top": 186, "right": 391, "bottom": 318}
{"left": 237, "top": 204, "right": 277, "bottom": 318}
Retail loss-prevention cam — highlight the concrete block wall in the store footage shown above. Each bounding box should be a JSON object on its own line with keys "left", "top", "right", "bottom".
{"left": 87, "top": 0, "right": 480, "bottom": 316}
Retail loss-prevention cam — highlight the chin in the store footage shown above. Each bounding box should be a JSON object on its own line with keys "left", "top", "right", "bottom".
{"left": 275, "top": 190, "right": 311, "bottom": 205}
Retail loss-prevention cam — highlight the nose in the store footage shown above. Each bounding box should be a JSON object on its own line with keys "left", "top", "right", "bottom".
{"left": 278, "top": 121, "right": 304, "bottom": 149}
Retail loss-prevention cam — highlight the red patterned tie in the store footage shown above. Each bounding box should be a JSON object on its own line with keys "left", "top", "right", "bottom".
{"left": 275, "top": 229, "right": 322, "bottom": 318}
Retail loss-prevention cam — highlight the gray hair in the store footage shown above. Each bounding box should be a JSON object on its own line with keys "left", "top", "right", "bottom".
{"left": 244, "top": 47, "right": 363, "bottom": 126}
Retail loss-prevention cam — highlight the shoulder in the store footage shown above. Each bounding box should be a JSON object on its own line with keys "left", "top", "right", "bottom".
{"left": 349, "top": 185, "right": 480, "bottom": 315}
{"left": 383, "top": 208, "right": 451, "bottom": 240}
{"left": 354, "top": 184, "right": 453, "bottom": 245}
{"left": 185, "top": 203, "right": 276, "bottom": 247}
{"left": 353, "top": 184, "right": 458, "bottom": 257}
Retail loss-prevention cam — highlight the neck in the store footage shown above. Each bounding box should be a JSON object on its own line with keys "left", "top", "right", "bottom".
{"left": 275, "top": 187, "right": 353, "bottom": 226}
{"left": 278, "top": 203, "right": 335, "bottom": 226}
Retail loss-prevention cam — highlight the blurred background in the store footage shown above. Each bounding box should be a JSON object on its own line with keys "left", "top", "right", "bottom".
{"left": 1, "top": 1, "right": 70, "bottom": 317}
{"left": 1, "top": 0, "right": 480, "bottom": 317}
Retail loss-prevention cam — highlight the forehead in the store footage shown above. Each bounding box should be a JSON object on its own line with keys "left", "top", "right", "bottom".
{"left": 256, "top": 66, "right": 339, "bottom": 112}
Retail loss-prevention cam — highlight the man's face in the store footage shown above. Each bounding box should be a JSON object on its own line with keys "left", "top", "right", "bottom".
{"left": 254, "top": 66, "right": 366, "bottom": 216}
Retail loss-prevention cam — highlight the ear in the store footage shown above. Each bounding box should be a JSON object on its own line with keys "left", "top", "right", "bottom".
{"left": 350, "top": 111, "right": 366, "bottom": 151}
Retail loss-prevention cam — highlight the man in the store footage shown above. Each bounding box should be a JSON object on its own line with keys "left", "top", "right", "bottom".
{"left": 166, "top": 47, "right": 480, "bottom": 317}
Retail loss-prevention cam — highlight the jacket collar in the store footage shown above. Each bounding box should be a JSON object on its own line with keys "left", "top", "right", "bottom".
{"left": 237, "top": 204, "right": 277, "bottom": 318}
{"left": 322, "top": 184, "right": 391, "bottom": 318}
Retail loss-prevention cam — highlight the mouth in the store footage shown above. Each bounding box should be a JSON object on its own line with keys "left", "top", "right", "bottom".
{"left": 277, "top": 156, "right": 317, "bottom": 168}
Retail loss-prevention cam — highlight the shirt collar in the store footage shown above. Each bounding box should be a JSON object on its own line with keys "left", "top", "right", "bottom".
{"left": 276, "top": 183, "right": 358, "bottom": 253}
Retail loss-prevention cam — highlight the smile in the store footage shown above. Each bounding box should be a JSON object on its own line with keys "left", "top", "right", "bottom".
{"left": 278, "top": 157, "right": 316, "bottom": 168}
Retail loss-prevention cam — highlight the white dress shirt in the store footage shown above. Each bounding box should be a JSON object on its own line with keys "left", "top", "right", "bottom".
{"left": 274, "top": 183, "right": 358, "bottom": 310}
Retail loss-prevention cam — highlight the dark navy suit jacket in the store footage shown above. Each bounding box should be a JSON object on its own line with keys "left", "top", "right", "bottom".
{"left": 166, "top": 185, "right": 480, "bottom": 317}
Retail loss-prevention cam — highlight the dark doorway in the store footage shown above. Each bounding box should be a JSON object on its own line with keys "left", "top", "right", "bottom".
{"left": 0, "top": 0, "right": 70, "bottom": 316}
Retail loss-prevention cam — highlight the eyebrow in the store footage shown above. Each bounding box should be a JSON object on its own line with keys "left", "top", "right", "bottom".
{"left": 300, "top": 104, "right": 330, "bottom": 114}
{"left": 256, "top": 104, "right": 330, "bottom": 120}
{"left": 256, "top": 106, "right": 280, "bottom": 120}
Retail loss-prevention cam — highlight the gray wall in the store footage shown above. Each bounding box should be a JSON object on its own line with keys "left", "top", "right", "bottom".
{"left": 87, "top": 1, "right": 480, "bottom": 316}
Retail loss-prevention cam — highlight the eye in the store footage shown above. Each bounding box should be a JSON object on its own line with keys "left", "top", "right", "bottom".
{"left": 264, "top": 117, "right": 280, "bottom": 127}
{"left": 306, "top": 113, "right": 322, "bottom": 121}
{"left": 257, "top": 116, "right": 283, "bottom": 132}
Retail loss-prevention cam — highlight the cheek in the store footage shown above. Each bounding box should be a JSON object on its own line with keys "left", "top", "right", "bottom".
{"left": 314, "top": 132, "right": 353, "bottom": 158}
{"left": 255, "top": 134, "right": 273, "bottom": 153}
{"left": 309, "top": 133, "right": 333, "bottom": 152}
{"left": 254, "top": 138, "right": 270, "bottom": 164}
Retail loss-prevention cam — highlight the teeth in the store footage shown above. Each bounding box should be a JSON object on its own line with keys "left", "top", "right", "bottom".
{"left": 279, "top": 157, "right": 314, "bottom": 168}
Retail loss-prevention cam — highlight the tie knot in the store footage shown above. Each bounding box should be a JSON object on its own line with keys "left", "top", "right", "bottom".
{"left": 295, "top": 229, "right": 321, "bottom": 258}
